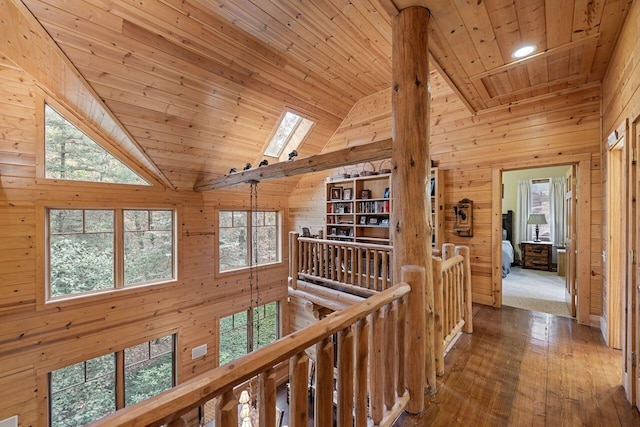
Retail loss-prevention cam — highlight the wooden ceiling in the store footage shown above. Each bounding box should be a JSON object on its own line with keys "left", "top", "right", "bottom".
{"left": 11, "top": 0, "right": 632, "bottom": 190}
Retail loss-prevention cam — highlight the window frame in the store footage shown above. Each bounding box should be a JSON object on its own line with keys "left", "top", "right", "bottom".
{"left": 47, "top": 334, "right": 177, "bottom": 427}
{"left": 38, "top": 202, "right": 180, "bottom": 307}
{"left": 217, "top": 209, "right": 282, "bottom": 275}
{"left": 530, "top": 178, "right": 552, "bottom": 241}
{"left": 35, "top": 93, "right": 160, "bottom": 188}
{"left": 218, "top": 301, "right": 280, "bottom": 366}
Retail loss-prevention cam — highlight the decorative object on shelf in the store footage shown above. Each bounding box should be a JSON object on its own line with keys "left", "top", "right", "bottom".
{"left": 527, "top": 213, "right": 547, "bottom": 242}
{"left": 368, "top": 217, "right": 378, "bottom": 225}
{"left": 330, "top": 227, "right": 337, "bottom": 236}
{"left": 288, "top": 149, "right": 298, "bottom": 161}
{"left": 429, "top": 177, "right": 435, "bottom": 196}
{"left": 453, "top": 198, "right": 473, "bottom": 237}
{"left": 359, "top": 216, "right": 366, "bottom": 225}
{"left": 330, "top": 186, "right": 343, "bottom": 200}
{"left": 258, "top": 159, "right": 268, "bottom": 167}
{"left": 243, "top": 162, "right": 252, "bottom": 170}
{"left": 383, "top": 187, "right": 390, "bottom": 198}
{"left": 360, "top": 161, "right": 377, "bottom": 176}
{"left": 381, "top": 218, "right": 389, "bottom": 225}
{"left": 360, "top": 189, "right": 371, "bottom": 199}
{"left": 378, "top": 159, "right": 391, "bottom": 174}
{"left": 343, "top": 188, "right": 352, "bottom": 200}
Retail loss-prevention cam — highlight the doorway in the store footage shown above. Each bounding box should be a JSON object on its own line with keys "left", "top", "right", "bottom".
{"left": 501, "top": 166, "right": 573, "bottom": 317}
{"left": 492, "top": 154, "right": 591, "bottom": 324}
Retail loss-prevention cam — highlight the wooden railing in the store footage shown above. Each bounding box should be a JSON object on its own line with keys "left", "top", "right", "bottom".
{"left": 432, "top": 244, "right": 473, "bottom": 376}
{"left": 290, "top": 232, "right": 393, "bottom": 294}
{"left": 90, "top": 269, "right": 428, "bottom": 427}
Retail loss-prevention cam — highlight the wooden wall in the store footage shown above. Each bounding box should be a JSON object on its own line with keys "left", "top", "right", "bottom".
{"left": 290, "top": 71, "right": 603, "bottom": 316}
{"left": 0, "top": 65, "right": 290, "bottom": 426}
{"left": 601, "top": 0, "right": 640, "bottom": 345}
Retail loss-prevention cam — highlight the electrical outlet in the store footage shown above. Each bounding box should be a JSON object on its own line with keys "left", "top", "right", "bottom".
{"left": 191, "top": 344, "right": 207, "bottom": 359}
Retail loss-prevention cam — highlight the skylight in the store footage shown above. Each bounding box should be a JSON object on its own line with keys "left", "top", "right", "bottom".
{"left": 264, "top": 111, "right": 314, "bottom": 161}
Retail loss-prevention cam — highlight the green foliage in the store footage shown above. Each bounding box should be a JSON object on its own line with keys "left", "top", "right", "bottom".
{"left": 44, "top": 104, "right": 147, "bottom": 185}
{"left": 50, "top": 338, "right": 175, "bottom": 426}
{"left": 219, "top": 303, "right": 279, "bottom": 365}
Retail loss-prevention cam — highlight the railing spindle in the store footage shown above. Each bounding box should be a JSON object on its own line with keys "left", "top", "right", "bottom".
{"left": 337, "top": 327, "right": 355, "bottom": 426}
{"left": 259, "top": 368, "right": 276, "bottom": 427}
{"left": 432, "top": 256, "right": 444, "bottom": 376}
{"left": 315, "top": 337, "right": 334, "bottom": 426}
{"left": 289, "top": 352, "right": 309, "bottom": 427}
{"left": 218, "top": 389, "right": 238, "bottom": 426}
{"left": 384, "top": 302, "right": 397, "bottom": 409}
{"left": 369, "top": 308, "right": 385, "bottom": 423}
{"left": 354, "top": 319, "right": 369, "bottom": 427}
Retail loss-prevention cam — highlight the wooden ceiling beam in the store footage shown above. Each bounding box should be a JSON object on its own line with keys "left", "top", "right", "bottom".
{"left": 194, "top": 138, "right": 393, "bottom": 191}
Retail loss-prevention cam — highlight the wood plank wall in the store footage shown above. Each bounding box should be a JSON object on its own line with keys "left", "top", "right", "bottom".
{"left": 290, "top": 71, "right": 603, "bottom": 313}
{"left": 601, "top": 0, "right": 640, "bottom": 343}
{"left": 0, "top": 66, "right": 290, "bottom": 425}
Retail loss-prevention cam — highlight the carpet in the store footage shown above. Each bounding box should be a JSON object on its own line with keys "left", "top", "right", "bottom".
{"left": 502, "top": 266, "right": 572, "bottom": 318}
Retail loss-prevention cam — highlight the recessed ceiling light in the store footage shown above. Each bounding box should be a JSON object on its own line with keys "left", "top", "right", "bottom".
{"left": 512, "top": 45, "right": 536, "bottom": 59}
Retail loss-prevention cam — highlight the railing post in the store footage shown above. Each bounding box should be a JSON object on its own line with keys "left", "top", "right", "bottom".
{"left": 402, "top": 265, "right": 426, "bottom": 414}
{"left": 219, "top": 389, "right": 238, "bottom": 426}
{"left": 289, "top": 232, "right": 299, "bottom": 290}
{"left": 442, "top": 243, "right": 455, "bottom": 261}
{"left": 456, "top": 245, "right": 473, "bottom": 333}
{"left": 289, "top": 352, "right": 309, "bottom": 427}
{"left": 315, "top": 337, "right": 334, "bottom": 426}
{"left": 432, "top": 257, "right": 445, "bottom": 376}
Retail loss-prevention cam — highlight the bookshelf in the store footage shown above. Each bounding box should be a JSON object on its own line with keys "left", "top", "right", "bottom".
{"left": 326, "top": 173, "right": 391, "bottom": 244}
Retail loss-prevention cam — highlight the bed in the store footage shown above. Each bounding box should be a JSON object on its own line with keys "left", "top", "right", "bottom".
{"left": 502, "top": 210, "right": 515, "bottom": 277}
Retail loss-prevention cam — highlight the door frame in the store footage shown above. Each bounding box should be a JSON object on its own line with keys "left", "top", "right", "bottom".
{"left": 492, "top": 153, "right": 592, "bottom": 325}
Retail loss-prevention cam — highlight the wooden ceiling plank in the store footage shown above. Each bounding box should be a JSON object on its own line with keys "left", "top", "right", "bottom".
{"left": 514, "top": 0, "right": 546, "bottom": 52}
{"left": 453, "top": 0, "right": 504, "bottom": 70}
{"left": 572, "top": 0, "right": 606, "bottom": 41}
{"left": 424, "top": 1, "right": 486, "bottom": 77}
{"left": 545, "top": 0, "right": 574, "bottom": 48}
{"left": 484, "top": 0, "right": 523, "bottom": 66}
{"left": 490, "top": 74, "right": 590, "bottom": 101}
{"left": 588, "top": 0, "right": 633, "bottom": 82}
{"left": 469, "top": 33, "right": 599, "bottom": 81}
{"left": 194, "top": 138, "right": 393, "bottom": 191}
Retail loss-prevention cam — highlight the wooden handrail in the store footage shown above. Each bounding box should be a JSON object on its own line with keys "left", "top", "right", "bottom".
{"left": 89, "top": 283, "right": 411, "bottom": 427}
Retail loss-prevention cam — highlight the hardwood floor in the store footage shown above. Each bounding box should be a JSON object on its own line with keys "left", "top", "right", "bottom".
{"left": 396, "top": 305, "right": 640, "bottom": 426}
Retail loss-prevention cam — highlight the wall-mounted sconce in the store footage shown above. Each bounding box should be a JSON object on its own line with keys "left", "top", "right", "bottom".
{"left": 453, "top": 198, "right": 473, "bottom": 237}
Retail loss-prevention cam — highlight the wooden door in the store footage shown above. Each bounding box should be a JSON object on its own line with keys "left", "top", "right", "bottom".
{"left": 564, "top": 166, "right": 577, "bottom": 317}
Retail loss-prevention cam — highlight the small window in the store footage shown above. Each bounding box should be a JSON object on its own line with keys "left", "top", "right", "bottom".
{"left": 264, "top": 111, "right": 314, "bottom": 161}
{"left": 47, "top": 208, "right": 175, "bottom": 299}
{"left": 218, "top": 210, "right": 281, "bottom": 273}
{"left": 49, "top": 335, "right": 175, "bottom": 426}
{"left": 530, "top": 180, "right": 551, "bottom": 240}
{"left": 219, "top": 302, "right": 279, "bottom": 365}
{"left": 44, "top": 104, "right": 149, "bottom": 185}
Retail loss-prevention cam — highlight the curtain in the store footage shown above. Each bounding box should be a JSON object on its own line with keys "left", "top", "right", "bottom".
{"left": 515, "top": 179, "right": 531, "bottom": 262}
{"left": 549, "top": 177, "right": 566, "bottom": 246}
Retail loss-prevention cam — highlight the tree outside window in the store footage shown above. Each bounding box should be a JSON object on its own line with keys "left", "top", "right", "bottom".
{"left": 218, "top": 210, "right": 281, "bottom": 272}
{"left": 49, "top": 335, "right": 175, "bottom": 426}
{"left": 219, "top": 302, "right": 279, "bottom": 365}
{"left": 48, "top": 208, "right": 175, "bottom": 299}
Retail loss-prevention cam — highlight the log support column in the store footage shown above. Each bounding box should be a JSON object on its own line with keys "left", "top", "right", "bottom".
{"left": 391, "top": 6, "right": 435, "bottom": 411}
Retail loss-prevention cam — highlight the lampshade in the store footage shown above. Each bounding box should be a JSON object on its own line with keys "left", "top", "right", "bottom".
{"left": 239, "top": 389, "right": 251, "bottom": 404}
{"left": 527, "top": 213, "right": 547, "bottom": 225}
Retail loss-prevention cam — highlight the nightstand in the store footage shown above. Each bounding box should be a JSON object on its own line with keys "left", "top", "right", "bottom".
{"left": 521, "top": 241, "right": 553, "bottom": 271}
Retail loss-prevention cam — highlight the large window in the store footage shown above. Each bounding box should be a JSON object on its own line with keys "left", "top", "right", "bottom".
{"left": 49, "top": 335, "right": 175, "bottom": 426}
{"left": 530, "top": 180, "right": 551, "bottom": 240}
{"left": 219, "top": 302, "right": 279, "bottom": 365}
{"left": 218, "top": 210, "right": 280, "bottom": 272}
{"left": 44, "top": 104, "right": 148, "bottom": 185}
{"left": 47, "top": 208, "right": 175, "bottom": 299}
